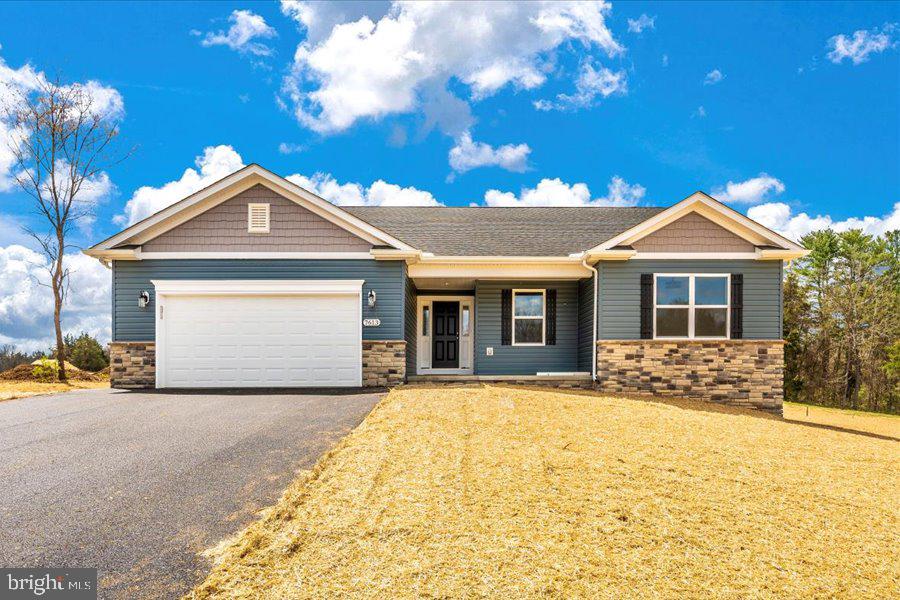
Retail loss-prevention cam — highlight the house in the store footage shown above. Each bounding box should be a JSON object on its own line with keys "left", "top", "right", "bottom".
{"left": 85, "top": 164, "right": 807, "bottom": 412}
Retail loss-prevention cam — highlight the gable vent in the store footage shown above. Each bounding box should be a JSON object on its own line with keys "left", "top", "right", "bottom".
{"left": 247, "top": 203, "right": 270, "bottom": 233}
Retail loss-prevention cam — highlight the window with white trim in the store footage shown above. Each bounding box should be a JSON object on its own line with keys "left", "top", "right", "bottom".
{"left": 654, "top": 274, "right": 729, "bottom": 339}
{"left": 512, "top": 289, "right": 545, "bottom": 345}
{"left": 247, "top": 203, "right": 270, "bottom": 233}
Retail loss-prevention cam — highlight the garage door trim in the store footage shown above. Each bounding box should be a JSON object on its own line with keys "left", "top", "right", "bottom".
{"left": 152, "top": 279, "right": 364, "bottom": 388}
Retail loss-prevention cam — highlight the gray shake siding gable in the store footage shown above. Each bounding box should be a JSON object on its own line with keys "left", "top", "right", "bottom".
{"left": 142, "top": 184, "right": 373, "bottom": 252}
{"left": 112, "top": 259, "right": 405, "bottom": 342}
{"left": 597, "top": 259, "right": 783, "bottom": 339}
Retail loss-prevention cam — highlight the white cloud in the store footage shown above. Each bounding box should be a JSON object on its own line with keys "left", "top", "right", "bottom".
{"left": 483, "top": 175, "right": 644, "bottom": 207}
{"left": 281, "top": 0, "right": 389, "bottom": 45}
{"left": 704, "top": 68, "right": 724, "bottom": 85}
{"left": 115, "top": 145, "right": 245, "bottom": 225}
{"left": 712, "top": 173, "right": 785, "bottom": 204}
{"left": 0, "top": 243, "right": 110, "bottom": 352}
{"left": 199, "top": 9, "right": 277, "bottom": 56}
{"left": 448, "top": 131, "right": 530, "bottom": 174}
{"left": 827, "top": 24, "right": 897, "bottom": 65}
{"left": 627, "top": 14, "right": 655, "bottom": 34}
{"left": 281, "top": 1, "right": 624, "bottom": 134}
{"left": 286, "top": 171, "right": 441, "bottom": 206}
{"left": 278, "top": 142, "right": 306, "bottom": 154}
{"left": 748, "top": 201, "right": 900, "bottom": 243}
{"left": 533, "top": 61, "right": 627, "bottom": 111}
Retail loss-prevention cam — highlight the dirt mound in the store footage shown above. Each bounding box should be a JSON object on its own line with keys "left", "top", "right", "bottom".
{"left": 0, "top": 363, "right": 109, "bottom": 382}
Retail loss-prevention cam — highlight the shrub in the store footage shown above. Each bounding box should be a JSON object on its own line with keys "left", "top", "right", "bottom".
{"left": 32, "top": 360, "right": 57, "bottom": 382}
{"left": 67, "top": 333, "right": 109, "bottom": 372}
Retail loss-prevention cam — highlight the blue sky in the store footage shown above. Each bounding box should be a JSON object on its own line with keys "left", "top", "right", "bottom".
{"left": 0, "top": 1, "right": 898, "bottom": 349}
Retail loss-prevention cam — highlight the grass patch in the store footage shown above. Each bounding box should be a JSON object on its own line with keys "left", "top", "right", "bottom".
{"left": 784, "top": 401, "right": 900, "bottom": 439}
{"left": 189, "top": 386, "right": 899, "bottom": 599}
{"left": 0, "top": 380, "right": 109, "bottom": 401}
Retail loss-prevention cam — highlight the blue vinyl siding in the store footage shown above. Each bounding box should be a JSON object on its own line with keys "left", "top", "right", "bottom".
{"left": 597, "top": 259, "right": 783, "bottom": 340}
{"left": 403, "top": 270, "right": 417, "bottom": 373}
{"left": 474, "top": 280, "right": 579, "bottom": 375}
{"left": 112, "top": 259, "right": 404, "bottom": 341}
{"left": 577, "top": 277, "right": 594, "bottom": 371}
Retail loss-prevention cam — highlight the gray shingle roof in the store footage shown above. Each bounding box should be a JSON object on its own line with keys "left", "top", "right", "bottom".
{"left": 342, "top": 206, "right": 667, "bottom": 256}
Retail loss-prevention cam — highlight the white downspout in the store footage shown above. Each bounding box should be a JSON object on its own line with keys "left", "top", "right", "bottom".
{"left": 581, "top": 257, "right": 598, "bottom": 382}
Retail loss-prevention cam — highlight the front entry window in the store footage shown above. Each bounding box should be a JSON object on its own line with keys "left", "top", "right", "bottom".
{"left": 513, "top": 289, "right": 545, "bottom": 345}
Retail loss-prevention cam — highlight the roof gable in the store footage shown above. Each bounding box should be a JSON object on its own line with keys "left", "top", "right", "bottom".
{"left": 87, "top": 164, "right": 414, "bottom": 254}
{"left": 588, "top": 191, "right": 806, "bottom": 255}
{"left": 142, "top": 184, "right": 373, "bottom": 252}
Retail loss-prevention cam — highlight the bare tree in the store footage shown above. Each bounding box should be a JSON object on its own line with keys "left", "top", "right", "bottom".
{"left": 3, "top": 75, "right": 127, "bottom": 382}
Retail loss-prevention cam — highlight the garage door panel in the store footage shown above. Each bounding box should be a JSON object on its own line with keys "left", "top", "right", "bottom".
{"left": 159, "top": 292, "right": 360, "bottom": 388}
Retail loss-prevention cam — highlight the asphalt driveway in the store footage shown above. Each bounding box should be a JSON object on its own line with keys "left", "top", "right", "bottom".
{"left": 0, "top": 387, "right": 383, "bottom": 599}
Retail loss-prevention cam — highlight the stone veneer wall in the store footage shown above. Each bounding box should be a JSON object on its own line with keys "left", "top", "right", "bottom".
{"left": 596, "top": 340, "right": 784, "bottom": 413}
{"left": 110, "top": 340, "right": 405, "bottom": 389}
{"left": 362, "top": 340, "right": 406, "bottom": 387}
{"left": 109, "top": 341, "right": 156, "bottom": 389}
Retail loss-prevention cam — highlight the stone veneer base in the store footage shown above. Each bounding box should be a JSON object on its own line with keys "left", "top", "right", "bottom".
{"left": 595, "top": 339, "right": 784, "bottom": 413}
{"left": 362, "top": 340, "right": 406, "bottom": 387}
{"left": 109, "top": 341, "right": 156, "bottom": 389}
{"left": 109, "top": 340, "right": 406, "bottom": 389}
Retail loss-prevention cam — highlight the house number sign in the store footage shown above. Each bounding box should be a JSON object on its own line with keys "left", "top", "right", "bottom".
{"left": 363, "top": 318, "right": 381, "bottom": 327}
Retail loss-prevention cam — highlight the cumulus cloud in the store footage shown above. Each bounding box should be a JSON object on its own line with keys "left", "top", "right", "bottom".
{"left": 198, "top": 9, "right": 277, "bottom": 56}
{"left": 533, "top": 61, "right": 627, "bottom": 111}
{"left": 115, "top": 145, "right": 245, "bottom": 226}
{"left": 704, "top": 68, "right": 724, "bottom": 85}
{"left": 748, "top": 201, "right": 900, "bottom": 243}
{"left": 483, "top": 175, "right": 645, "bottom": 207}
{"left": 712, "top": 173, "right": 785, "bottom": 204}
{"left": 286, "top": 171, "right": 441, "bottom": 206}
{"left": 627, "top": 14, "right": 655, "bottom": 34}
{"left": 448, "top": 131, "right": 530, "bottom": 174}
{"left": 280, "top": 0, "right": 387, "bottom": 45}
{"left": 280, "top": 1, "right": 624, "bottom": 134}
{"left": 0, "top": 243, "right": 110, "bottom": 352}
{"left": 827, "top": 23, "right": 897, "bottom": 65}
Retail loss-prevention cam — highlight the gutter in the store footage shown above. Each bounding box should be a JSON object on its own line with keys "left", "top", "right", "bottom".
{"left": 581, "top": 257, "right": 599, "bottom": 382}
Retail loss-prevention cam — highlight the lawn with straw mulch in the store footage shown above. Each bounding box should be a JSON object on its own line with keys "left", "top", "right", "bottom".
{"left": 784, "top": 401, "right": 899, "bottom": 440}
{"left": 189, "top": 386, "right": 899, "bottom": 599}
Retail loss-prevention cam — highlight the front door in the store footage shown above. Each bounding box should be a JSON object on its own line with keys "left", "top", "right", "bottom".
{"left": 432, "top": 301, "right": 459, "bottom": 368}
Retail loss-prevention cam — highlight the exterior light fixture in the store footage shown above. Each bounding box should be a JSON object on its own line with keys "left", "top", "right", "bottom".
{"left": 367, "top": 289, "right": 377, "bottom": 307}
{"left": 138, "top": 291, "right": 150, "bottom": 308}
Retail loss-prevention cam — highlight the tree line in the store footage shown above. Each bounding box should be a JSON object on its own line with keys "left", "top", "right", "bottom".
{"left": 0, "top": 332, "right": 109, "bottom": 373}
{"left": 784, "top": 229, "right": 899, "bottom": 414}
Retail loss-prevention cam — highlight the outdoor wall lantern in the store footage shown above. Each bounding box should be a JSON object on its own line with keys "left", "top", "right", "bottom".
{"left": 367, "top": 289, "right": 377, "bottom": 308}
{"left": 138, "top": 290, "right": 150, "bottom": 308}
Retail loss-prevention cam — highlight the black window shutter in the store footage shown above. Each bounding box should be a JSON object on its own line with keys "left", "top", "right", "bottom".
{"left": 730, "top": 274, "right": 743, "bottom": 339}
{"left": 640, "top": 274, "right": 653, "bottom": 339}
{"left": 546, "top": 289, "right": 557, "bottom": 345}
{"left": 501, "top": 289, "right": 512, "bottom": 345}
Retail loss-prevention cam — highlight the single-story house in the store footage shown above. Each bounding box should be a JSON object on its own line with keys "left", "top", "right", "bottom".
{"left": 85, "top": 164, "right": 807, "bottom": 412}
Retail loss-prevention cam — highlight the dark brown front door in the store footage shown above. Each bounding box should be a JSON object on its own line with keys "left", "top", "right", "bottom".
{"left": 432, "top": 301, "right": 459, "bottom": 368}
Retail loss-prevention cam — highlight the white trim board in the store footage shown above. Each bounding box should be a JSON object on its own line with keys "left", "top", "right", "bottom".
{"left": 139, "top": 251, "right": 374, "bottom": 260}
{"left": 151, "top": 279, "right": 365, "bottom": 295}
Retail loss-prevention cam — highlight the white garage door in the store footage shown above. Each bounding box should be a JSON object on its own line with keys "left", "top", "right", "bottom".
{"left": 155, "top": 281, "right": 362, "bottom": 388}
